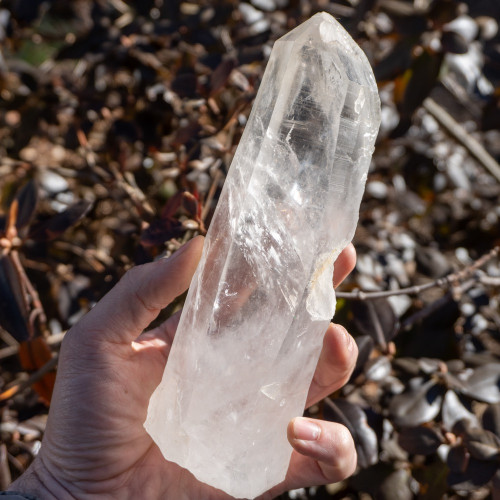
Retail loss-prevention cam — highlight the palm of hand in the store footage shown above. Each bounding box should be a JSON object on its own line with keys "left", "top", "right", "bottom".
{"left": 20, "top": 237, "right": 358, "bottom": 500}
{"left": 44, "top": 327, "right": 223, "bottom": 500}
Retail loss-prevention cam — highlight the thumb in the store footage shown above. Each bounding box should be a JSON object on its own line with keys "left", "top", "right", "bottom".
{"left": 76, "top": 236, "right": 204, "bottom": 344}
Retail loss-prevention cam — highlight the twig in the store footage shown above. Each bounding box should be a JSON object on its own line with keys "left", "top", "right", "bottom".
{"left": 54, "top": 241, "right": 109, "bottom": 272}
{"left": 0, "top": 332, "right": 66, "bottom": 361}
{"left": 6, "top": 452, "right": 24, "bottom": 474}
{"left": 0, "top": 326, "right": 20, "bottom": 348}
{"left": 109, "top": 165, "right": 155, "bottom": 218}
{"left": 76, "top": 127, "right": 97, "bottom": 169}
{"left": 10, "top": 250, "right": 47, "bottom": 334}
{"left": 201, "top": 168, "right": 223, "bottom": 222}
{"left": 0, "top": 345, "right": 19, "bottom": 360}
{"left": 440, "top": 75, "right": 482, "bottom": 120}
{"left": 336, "top": 246, "right": 499, "bottom": 300}
{"left": 479, "top": 275, "right": 500, "bottom": 287}
{"left": 0, "top": 354, "right": 58, "bottom": 403}
{"left": 423, "top": 98, "right": 500, "bottom": 183}
{"left": 109, "top": 0, "right": 131, "bottom": 14}
{"left": 337, "top": 281, "right": 436, "bottom": 300}
{"left": 367, "top": 300, "right": 388, "bottom": 351}
{"left": 399, "top": 279, "right": 476, "bottom": 331}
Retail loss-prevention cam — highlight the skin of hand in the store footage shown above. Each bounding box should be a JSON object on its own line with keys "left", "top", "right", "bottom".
{"left": 9, "top": 236, "right": 358, "bottom": 500}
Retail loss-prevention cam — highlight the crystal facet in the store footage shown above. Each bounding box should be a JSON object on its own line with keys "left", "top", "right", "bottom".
{"left": 145, "top": 12, "right": 380, "bottom": 499}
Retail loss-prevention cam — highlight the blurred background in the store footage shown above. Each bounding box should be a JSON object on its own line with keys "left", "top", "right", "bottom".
{"left": 0, "top": 0, "right": 499, "bottom": 498}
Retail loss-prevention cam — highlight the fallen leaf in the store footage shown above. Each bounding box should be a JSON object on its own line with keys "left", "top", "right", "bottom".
{"left": 389, "top": 378, "right": 445, "bottom": 426}
{"left": 324, "top": 398, "right": 378, "bottom": 468}
{"left": 0, "top": 255, "right": 30, "bottom": 342}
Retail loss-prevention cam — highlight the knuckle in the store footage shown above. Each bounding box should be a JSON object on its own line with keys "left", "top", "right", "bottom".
{"left": 122, "top": 264, "right": 159, "bottom": 313}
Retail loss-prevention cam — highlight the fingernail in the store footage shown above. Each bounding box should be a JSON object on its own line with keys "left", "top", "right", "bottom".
{"left": 293, "top": 418, "right": 321, "bottom": 441}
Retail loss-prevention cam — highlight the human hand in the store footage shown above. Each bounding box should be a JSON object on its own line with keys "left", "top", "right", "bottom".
{"left": 9, "top": 236, "right": 358, "bottom": 500}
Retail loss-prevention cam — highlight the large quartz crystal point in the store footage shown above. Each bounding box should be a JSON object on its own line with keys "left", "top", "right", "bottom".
{"left": 145, "top": 12, "right": 380, "bottom": 499}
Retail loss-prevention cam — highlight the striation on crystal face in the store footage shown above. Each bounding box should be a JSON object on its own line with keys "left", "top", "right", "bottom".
{"left": 145, "top": 12, "right": 381, "bottom": 499}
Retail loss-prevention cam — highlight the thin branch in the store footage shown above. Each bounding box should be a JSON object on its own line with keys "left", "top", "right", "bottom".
{"left": 0, "top": 325, "right": 20, "bottom": 348}
{"left": 10, "top": 250, "right": 47, "bottom": 334}
{"left": 423, "top": 97, "right": 500, "bottom": 183}
{"left": 336, "top": 246, "right": 499, "bottom": 300}
{"left": 0, "top": 354, "right": 58, "bottom": 403}
{"left": 5, "top": 199, "right": 18, "bottom": 242}
{"left": 399, "top": 279, "right": 476, "bottom": 332}
{"left": 479, "top": 275, "right": 500, "bottom": 287}
{"left": 6, "top": 452, "right": 24, "bottom": 475}
{"left": 336, "top": 281, "right": 436, "bottom": 300}
{"left": 54, "top": 241, "right": 109, "bottom": 272}
{"left": 109, "top": 164, "right": 155, "bottom": 218}
{"left": 367, "top": 300, "right": 388, "bottom": 351}
{"left": 0, "top": 332, "right": 66, "bottom": 361}
{"left": 76, "top": 127, "right": 97, "bottom": 169}
{"left": 201, "top": 168, "right": 223, "bottom": 222}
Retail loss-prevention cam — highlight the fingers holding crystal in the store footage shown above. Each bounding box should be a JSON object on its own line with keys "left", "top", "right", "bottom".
{"left": 303, "top": 245, "right": 356, "bottom": 405}
{"left": 141, "top": 243, "right": 356, "bottom": 351}
{"left": 333, "top": 243, "right": 356, "bottom": 288}
{"left": 306, "top": 323, "right": 358, "bottom": 407}
{"left": 285, "top": 417, "right": 357, "bottom": 486}
{"left": 261, "top": 419, "right": 356, "bottom": 499}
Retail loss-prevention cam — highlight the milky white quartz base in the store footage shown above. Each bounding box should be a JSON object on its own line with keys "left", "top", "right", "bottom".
{"left": 145, "top": 12, "right": 380, "bottom": 499}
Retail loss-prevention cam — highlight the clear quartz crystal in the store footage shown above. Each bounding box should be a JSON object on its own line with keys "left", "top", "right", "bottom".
{"left": 145, "top": 12, "right": 380, "bottom": 499}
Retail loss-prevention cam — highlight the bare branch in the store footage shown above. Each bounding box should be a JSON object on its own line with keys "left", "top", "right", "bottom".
{"left": 399, "top": 279, "right": 476, "bottom": 331}
{"left": 0, "top": 332, "right": 66, "bottom": 361}
{"left": 367, "top": 300, "right": 388, "bottom": 350}
{"left": 423, "top": 98, "right": 500, "bottom": 183}
{"left": 201, "top": 168, "right": 223, "bottom": 222}
{"left": 336, "top": 246, "right": 499, "bottom": 301}
{"left": 0, "top": 354, "right": 58, "bottom": 403}
{"left": 10, "top": 250, "right": 48, "bottom": 335}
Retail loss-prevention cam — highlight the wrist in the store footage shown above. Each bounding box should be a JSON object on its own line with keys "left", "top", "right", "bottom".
{"left": 8, "top": 457, "right": 77, "bottom": 500}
